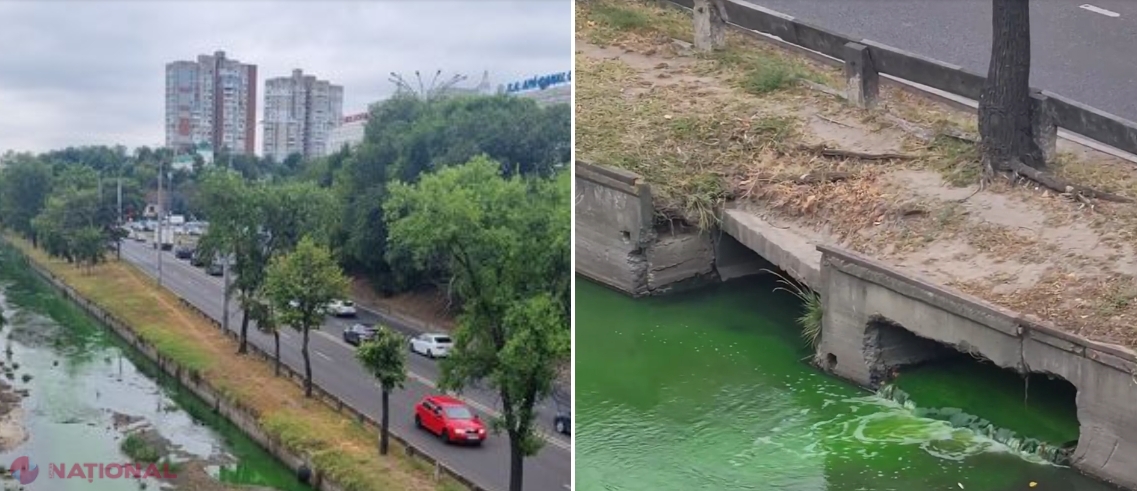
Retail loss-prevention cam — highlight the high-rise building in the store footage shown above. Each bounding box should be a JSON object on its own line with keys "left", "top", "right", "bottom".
{"left": 263, "top": 69, "right": 344, "bottom": 162}
{"left": 165, "top": 51, "right": 258, "bottom": 155}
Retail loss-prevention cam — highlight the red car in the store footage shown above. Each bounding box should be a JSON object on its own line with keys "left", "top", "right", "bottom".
{"left": 414, "top": 395, "right": 487, "bottom": 445}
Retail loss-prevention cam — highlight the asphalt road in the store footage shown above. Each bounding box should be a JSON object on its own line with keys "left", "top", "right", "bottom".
{"left": 749, "top": 0, "right": 1137, "bottom": 122}
{"left": 117, "top": 239, "right": 571, "bottom": 491}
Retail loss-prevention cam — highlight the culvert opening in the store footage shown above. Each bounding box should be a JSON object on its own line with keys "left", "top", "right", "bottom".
{"left": 866, "top": 316, "right": 1080, "bottom": 465}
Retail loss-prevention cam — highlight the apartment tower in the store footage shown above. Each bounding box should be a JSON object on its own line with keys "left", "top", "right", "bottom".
{"left": 165, "top": 51, "right": 257, "bottom": 155}
{"left": 263, "top": 69, "right": 344, "bottom": 162}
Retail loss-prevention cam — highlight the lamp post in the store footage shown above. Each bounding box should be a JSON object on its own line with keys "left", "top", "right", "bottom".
{"left": 157, "top": 155, "right": 166, "bottom": 287}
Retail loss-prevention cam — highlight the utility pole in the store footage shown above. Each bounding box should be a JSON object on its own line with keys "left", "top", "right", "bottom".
{"left": 157, "top": 157, "right": 164, "bottom": 287}
{"left": 222, "top": 254, "right": 231, "bottom": 333}
{"left": 116, "top": 176, "right": 123, "bottom": 260}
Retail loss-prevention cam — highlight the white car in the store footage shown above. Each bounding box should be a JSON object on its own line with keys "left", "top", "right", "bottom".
{"left": 325, "top": 299, "right": 357, "bottom": 317}
{"left": 409, "top": 333, "right": 453, "bottom": 359}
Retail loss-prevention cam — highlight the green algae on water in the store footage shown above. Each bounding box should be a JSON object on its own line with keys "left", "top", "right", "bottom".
{"left": 575, "top": 276, "right": 1115, "bottom": 491}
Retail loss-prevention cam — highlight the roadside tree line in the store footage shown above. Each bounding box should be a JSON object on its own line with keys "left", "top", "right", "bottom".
{"left": 203, "top": 93, "right": 569, "bottom": 491}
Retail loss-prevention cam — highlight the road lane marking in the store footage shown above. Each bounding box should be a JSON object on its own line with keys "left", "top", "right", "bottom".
{"left": 315, "top": 351, "right": 332, "bottom": 361}
{"left": 1080, "top": 4, "right": 1120, "bottom": 17}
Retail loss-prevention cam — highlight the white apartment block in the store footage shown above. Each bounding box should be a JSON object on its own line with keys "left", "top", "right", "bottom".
{"left": 165, "top": 51, "right": 257, "bottom": 154}
{"left": 327, "top": 112, "right": 369, "bottom": 152}
{"left": 263, "top": 69, "right": 344, "bottom": 162}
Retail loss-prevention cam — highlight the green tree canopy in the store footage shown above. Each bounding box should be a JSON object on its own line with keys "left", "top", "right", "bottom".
{"left": 334, "top": 94, "right": 569, "bottom": 293}
{"left": 384, "top": 156, "right": 569, "bottom": 491}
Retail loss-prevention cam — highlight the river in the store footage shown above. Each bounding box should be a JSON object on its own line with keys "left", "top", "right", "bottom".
{"left": 575, "top": 275, "right": 1119, "bottom": 491}
{"left": 0, "top": 248, "right": 307, "bottom": 491}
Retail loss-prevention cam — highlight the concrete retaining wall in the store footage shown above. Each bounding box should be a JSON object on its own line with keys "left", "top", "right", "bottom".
{"left": 17, "top": 252, "right": 485, "bottom": 491}
{"left": 815, "top": 245, "right": 1137, "bottom": 489}
{"left": 664, "top": 0, "right": 1137, "bottom": 157}
{"left": 575, "top": 161, "right": 719, "bottom": 295}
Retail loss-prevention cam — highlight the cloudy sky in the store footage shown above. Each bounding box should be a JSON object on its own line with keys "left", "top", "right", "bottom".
{"left": 0, "top": 0, "right": 571, "bottom": 154}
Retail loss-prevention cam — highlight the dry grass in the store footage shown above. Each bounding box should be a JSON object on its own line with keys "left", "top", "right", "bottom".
{"left": 5, "top": 234, "right": 463, "bottom": 491}
{"left": 576, "top": 0, "right": 1137, "bottom": 348}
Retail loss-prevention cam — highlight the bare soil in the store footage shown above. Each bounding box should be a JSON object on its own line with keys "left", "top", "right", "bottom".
{"left": 350, "top": 278, "right": 458, "bottom": 331}
{"left": 577, "top": 0, "right": 1137, "bottom": 348}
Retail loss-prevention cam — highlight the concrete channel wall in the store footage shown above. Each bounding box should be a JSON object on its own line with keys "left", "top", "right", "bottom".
{"left": 575, "top": 161, "right": 720, "bottom": 295}
{"left": 663, "top": 0, "right": 1137, "bottom": 159}
{"left": 17, "top": 252, "right": 486, "bottom": 491}
{"left": 815, "top": 245, "right": 1137, "bottom": 489}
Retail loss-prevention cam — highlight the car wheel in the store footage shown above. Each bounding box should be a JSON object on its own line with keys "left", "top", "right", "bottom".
{"left": 427, "top": 349, "right": 435, "bottom": 359}
{"left": 439, "top": 428, "right": 450, "bottom": 443}
{"left": 555, "top": 419, "right": 566, "bottom": 434}
{"left": 414, "top": 415, "right": 422, "bottom": 429}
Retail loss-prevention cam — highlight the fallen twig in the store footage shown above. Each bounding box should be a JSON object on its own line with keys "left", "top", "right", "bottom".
{"left": 798, "top": 79, "right": 846, "bottom": 100}
{"left": 1005, "top": 159, "right": 1134, "bottom": 204}
{"left": 797, "top": 144, "right": 917, "bottom": 161}
{"left": 815, "top": 114, "right": 853, "bottom": 128}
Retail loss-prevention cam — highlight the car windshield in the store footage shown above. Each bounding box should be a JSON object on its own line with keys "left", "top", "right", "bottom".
{"left": 434, "top": 336, "right": 452, "bottom": 344}
{"left": 443, "top": 406, "right": 473, "bottom": 420}
{"left": 342, "top": 301, "right": 354, "bottom": 306}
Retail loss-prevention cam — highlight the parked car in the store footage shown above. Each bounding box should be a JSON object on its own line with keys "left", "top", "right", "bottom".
{"left": 414, "top": 395, "right": 486, "bottom": 445}
{"left": 325, "top": 299, "right": 357, "bottom": 317}
{"left": 205, "top": 261, "right": 224, "bottom": 276}
{"left": 342, "top": 323, "right": 377, "bottom": 346}
{"left": 174, "top": 245, "right": 194, "bottom": 260}
{"left": 554, "top": 410, "right": 571, "bottom": 435}
{"left": 409, "top": 333, "right": 453, "bottom": 358}
{"left": 190, "top": 250, "right": 208, "bottom": 267}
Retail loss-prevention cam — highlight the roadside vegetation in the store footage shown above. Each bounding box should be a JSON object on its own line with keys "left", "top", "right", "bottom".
{"left": 576, "top": 0, "right": 1137, "bottom": 348}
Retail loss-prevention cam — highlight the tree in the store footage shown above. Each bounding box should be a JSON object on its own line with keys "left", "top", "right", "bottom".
{"left": 693, "top": 0, "right": 729, "bottom": 52}
{"left": 0, "top": 156, "right": 53, "bottom": 241}
{"left": 976, "top": 0, "right": 1130, "bottom": 203}
{"left": 248, "top": 298, "right": 283, "bottom": 376}
{"left": 979, "top": 0, "right": 1039, "bottom": 181}
{"left": 355, "top": 326, "right": 407, "bottom": 455}
{"left": 72, "top": 226, "right": 106, "bottom": 272}
{"left": 263, "top": 237, "right": 348, "bottom": 397}
{"left": 196, "top": 169, "right": 264, "bottom": 354}
{"left": 384, "top": 157, "right": 570, "bottom": 491}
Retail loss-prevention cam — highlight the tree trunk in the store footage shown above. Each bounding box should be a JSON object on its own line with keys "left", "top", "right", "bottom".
{"left": 273, "top": 331, "right": 281, "bottom": 377}
{"left": 302, "top": 327, "right": 312, "bottom": 397}
{"left": 379, "top": 388, "right": 390, "bottom": 455}
{"left": 237, "top": 309, "right": 249, "bottom": 354}
{"left": 693, "top": 0, "right": 727, "bottom": 52}
{"left": 508, "top": 430, "right": 525, "bottom": 491}
{"left": 979, "top": 0, "right": 1040, "bottom": 178}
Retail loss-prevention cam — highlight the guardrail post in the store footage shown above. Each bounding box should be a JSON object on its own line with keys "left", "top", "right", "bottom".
{"left": 1031, "top": 91, "right": 1058, "bottom": 165}
{"left": 843, "top": 42, "right": 878, "bottom": 109}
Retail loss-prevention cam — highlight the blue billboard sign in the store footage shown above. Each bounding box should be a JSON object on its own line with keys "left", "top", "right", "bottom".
{"left": 505, "top": 71, "right": 571, "bottom": 94}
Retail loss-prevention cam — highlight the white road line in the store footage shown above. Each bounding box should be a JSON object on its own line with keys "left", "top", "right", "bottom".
{"left": 1080, "top": 4, "right": 1120, "bottom": 17}
{"left": 315, "top": 351, "right": 332, "bottom": 361}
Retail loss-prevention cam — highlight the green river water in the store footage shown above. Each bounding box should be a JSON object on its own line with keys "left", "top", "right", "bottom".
{"left": 0, "top": 247, "right": 307, "bottom": 490}
{"left": 576, "top": 275, "right": 1120, "bottom": 491}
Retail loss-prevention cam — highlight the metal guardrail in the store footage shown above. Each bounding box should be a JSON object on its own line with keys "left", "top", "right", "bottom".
{"left": 665, "top": 0, "right": 1137, "bottom": 158}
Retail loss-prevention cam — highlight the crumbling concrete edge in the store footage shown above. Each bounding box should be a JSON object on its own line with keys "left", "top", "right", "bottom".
{"left": 818, "top": 244, "right": 1137, "bottom": 371}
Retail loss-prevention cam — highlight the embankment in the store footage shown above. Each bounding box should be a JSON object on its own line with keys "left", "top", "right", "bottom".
{"left": 4, "top": 238, "right": 470, "bottom": 491}
{"left": 575, "top": 161, "right": 1137, "bottom": 489}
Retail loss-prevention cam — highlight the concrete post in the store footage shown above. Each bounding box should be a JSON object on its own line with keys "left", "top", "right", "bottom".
{"left": 1031, "top": 91, "right": 1058, "bottom": 165}
{"left": 843, "top": 42, "right": 879, "bottom": 109}
{"left": 693, "top": 0, "right": 727, "bottom": 52}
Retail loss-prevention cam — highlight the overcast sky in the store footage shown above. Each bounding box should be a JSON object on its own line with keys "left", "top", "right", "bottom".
{"left": 0, "top": 0, "right": 571, "bottom": 155}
